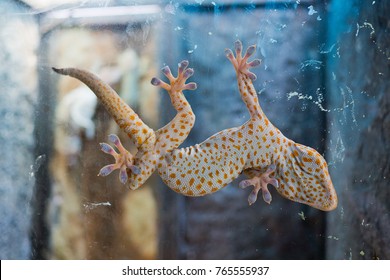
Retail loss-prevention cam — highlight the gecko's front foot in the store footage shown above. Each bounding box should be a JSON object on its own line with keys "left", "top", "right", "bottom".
{"left": 239, "top": 165, "right": 279, "bottom": 205}
{"left": 225, "top": 40, "right": 261, "bottom": 80}
{"left": 151, "top": 60, "right": 197, "bottom": 93}
{"left": 98, "top": 134, "right": 140, "bottom": 184}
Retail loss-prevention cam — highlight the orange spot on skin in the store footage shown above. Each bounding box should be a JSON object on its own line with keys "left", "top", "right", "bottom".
{"left": 169, "top": 173, "right": 176, "bottom": 179}
{"left": 176, "top": 179, "right": 181, "bottom": 185}
{"left": 291, "top": 178, "right": 296, "bottom": 183}
{"left": 302, "top": 157, "right": 312, "bottom": 162}
{"left": 130, "top": 115, "right": 135, "bottom": 120}
{"left": 186, "top": 190, "right": 194, "bottom": 196}
{"left": 189, "top": 178, "right": 195, "bottom": 186}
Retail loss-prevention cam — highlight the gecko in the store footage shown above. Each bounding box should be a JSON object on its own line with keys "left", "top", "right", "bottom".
{"left": 52, "top": 40, "right": 337, "bottom": 211}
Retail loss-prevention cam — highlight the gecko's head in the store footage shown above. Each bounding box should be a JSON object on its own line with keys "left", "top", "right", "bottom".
{"left": 277, "top": 142, "right": 337, "bottom": 211}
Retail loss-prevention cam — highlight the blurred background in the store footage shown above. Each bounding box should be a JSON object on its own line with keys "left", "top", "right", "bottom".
{"left": 0, "top": 0, "right": 388, "bottom": 260}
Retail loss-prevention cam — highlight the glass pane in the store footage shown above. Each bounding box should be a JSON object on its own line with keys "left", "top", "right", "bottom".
{"left": 0, "top": 0, "right": 388, "bottom": 260}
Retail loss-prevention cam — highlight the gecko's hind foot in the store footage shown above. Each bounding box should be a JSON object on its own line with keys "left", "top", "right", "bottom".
{"left": 225, "top": 40, "right": 261, "bottom": 80}
{"left": 151, "top": 60, "right": 197, "bottom": 92}
{"left": 98, "top": 134, "right": 140, "bottom": 184}
{"left": 240, "top": 164, "right": 279, "bottom": 205}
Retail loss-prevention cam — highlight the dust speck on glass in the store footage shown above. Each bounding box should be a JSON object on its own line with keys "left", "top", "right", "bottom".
{"left": 0, "top": 0, "right": 388, "bottom": 260}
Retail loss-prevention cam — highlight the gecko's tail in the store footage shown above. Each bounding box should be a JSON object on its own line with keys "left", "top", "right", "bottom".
{"left": 52, "top": 67, "right": 156, "bottom": 151}
{"left": 52, "top": 67, "right": 69, "bottom": 75}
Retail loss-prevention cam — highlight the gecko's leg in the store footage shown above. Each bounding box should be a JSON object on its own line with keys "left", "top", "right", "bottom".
{"left": 151, "top": 61, "right": 197, "bottom": 153}
{"left": 52, "top": 67, "right": 155, "bottom": 151}
{"left": 225, "top": 41, "right": 264, "bottom": 120}
{"left": 98, "top": 134, "right": 141, "bottom": 184}
{"left": 240, "top": 165, "right": 279, "bottom": 205}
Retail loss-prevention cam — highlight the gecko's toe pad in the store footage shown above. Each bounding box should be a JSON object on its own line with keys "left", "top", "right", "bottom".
{"left": 98, "top": 134, "right": 139, "bottom": 184}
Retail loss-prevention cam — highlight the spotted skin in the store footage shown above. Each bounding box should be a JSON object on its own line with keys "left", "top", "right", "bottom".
{"left": 53, "top": 40, "right": 337, "bottom": 211}
{"left": 53, "top": 61, "right": 196, "bottom": 191}
{"left": 52, "top": 67, "right": 156, "bottom": 151}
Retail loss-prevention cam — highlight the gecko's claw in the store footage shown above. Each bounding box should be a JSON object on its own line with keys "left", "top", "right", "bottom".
{"left": 246, "top": 72, "right": 257, "bottom": 81}
{"left": 119, "top": 165, "right": 128, "bottom": 184}
{"left": 234, "top": 40, "right": 243, "bottom": 56}
{"left": 244, "top": 45, "right": 256, "bottom": 59}
{"left": 183, "top": 82, "right": 197, "bottom": 90}
{"left": 129, "top": 165, "right": 141, "bottom": 175}
{"left": 240, "top": 164, "right": 278, "bottom": 205}
{"left": 183, "top": 68, "right": 194, "bottom": 79}
{"left": 98, "top": 164, "right": 116, "bottom": 177}
{"left": 151, "top": 77, "right": 162, "bottom": 86}
{"left": 151, "top": 61, "right": 197, "bottom": 93}
{"left": 98, "top": 134, "right": 139, "bottom": 184}
{"left": 178, "top": 60, "right": 189, "bottom": 74}
{"left": 225, "top": 49, "right": 234, "bottom": 60}
{"left": 162, "top": 66, "right": 174, "bottom": 81}
{"left": 100, "top": 142, "right": 117, "bottom": 156}
{"left": 227, "top": 40, "right": 261, "bottom": 80}
{"left": 248, "top": 59, "right": 261, "bottom": 68}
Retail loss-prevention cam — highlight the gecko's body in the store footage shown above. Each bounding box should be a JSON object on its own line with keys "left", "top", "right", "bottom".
{"left": 53, "top": 40, "right": 337, "bottom": 211}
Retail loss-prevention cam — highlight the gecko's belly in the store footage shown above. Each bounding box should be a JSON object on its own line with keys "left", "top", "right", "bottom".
{"left": 158, "top": 119, "right": 281, "bottom": 196}
{"left": 158, "top": 130, "right": 249, "bottom": 196}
